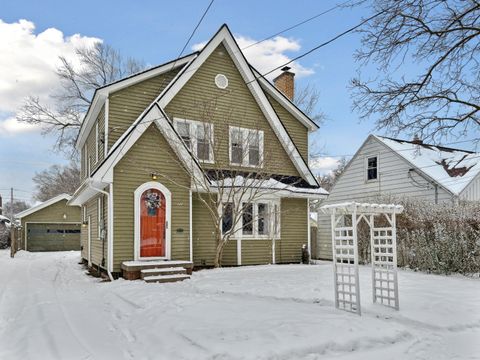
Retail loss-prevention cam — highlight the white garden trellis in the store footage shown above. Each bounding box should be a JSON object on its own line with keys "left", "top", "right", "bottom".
{"left": 320, "top": 202, "right": 404, "bottom": 315}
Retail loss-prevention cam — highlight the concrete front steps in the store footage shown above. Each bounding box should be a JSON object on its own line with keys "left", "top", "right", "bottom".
{"left": 121, "top": 260, "right": 193, "bottom": 282}
{"left": 141, "top": 267, "right": 190, "bottom": 283}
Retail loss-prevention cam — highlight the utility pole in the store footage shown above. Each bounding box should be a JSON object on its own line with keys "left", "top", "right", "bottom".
{"left": 10, "top": 187, "right": 15, "bottom": 258}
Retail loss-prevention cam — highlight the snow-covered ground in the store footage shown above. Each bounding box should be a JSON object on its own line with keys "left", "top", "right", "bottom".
{"left": 0, "top": 250, "right": 479, "bottom": 360}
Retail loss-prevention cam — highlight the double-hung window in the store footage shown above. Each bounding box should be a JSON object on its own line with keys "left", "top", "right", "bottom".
{"left": 221, "top": 200, "right": 280, "bottom": 238}
{"left": 174, "top": 118, "right": 214, "bottom": 163}
{"left": 366, "top": 156, "right": 378, "bottom": 181}
{"left": 229, "top": 126, "right": 264, "bottom": 167}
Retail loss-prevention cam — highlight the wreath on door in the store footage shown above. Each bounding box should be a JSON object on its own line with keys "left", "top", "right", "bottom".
{"left": 144, "top": 190, "right": 161, "bottom": 216}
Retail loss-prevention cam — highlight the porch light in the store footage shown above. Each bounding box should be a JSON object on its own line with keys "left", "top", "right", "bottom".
{"left": 151, "top": 173, "right": 158, "bottom": 180}
{"left": 82, "top": 221, "right": 88, "bottom": 228}
{"left": 63, "top": 213, "right": 67, "bottom": 220}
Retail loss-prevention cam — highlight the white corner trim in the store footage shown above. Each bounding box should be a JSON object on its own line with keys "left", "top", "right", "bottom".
{"left": 16, "top": 193, "right": 73, "bottom": 219}
{"left": 108, "top": 184, "right": 114, "bottom": 273}
{"left": 104, "top": 96, "right": 109, "bottom": 157}
{"left": 307, "top": 199, "right": 311, "bottom": 259}
{"left": 237, "top": 237, "right": 242, "bottom": 266}
{"left": 189, "top": 190, "right": 193, "bottom": 262}
{"left": 88, "top": 215, "right": 92, "bottom": 266}
{"left": 133, "top": 181, "right": 172, "bottom": 261}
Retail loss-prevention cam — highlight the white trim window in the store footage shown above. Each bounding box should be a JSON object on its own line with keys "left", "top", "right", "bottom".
{"left": 229, "top": 126, "right": 264, "bottom": 167}
{"left": 241, "top": 201, "right": 280, "bottom": 238}
{"left": 366, "top": 156, "right": 378, "bottom": 181}
{"left": 174, "top": 118, "right": 214, "bottom": 163}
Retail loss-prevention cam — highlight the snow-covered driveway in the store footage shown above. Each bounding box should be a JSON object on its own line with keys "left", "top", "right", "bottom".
{"left": 0, "top": 250, "right": 479, "bottom": 360}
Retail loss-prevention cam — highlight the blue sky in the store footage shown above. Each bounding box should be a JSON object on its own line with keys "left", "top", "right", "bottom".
{"left": 0, "top": 0, "right": 390, "bottom": 203}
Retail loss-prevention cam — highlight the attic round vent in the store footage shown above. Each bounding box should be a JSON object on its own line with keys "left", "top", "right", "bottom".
{"left": 215, "top": 74, "right": 228, "bottom": 89}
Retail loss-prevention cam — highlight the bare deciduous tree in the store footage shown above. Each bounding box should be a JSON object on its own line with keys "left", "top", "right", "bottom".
{"left": 2, "top": 200, "right": 29, "bottom": 218}
{"left": 351, "top": 0, "right": 480, "bottom": 143}
{"left": 17, "top": 43, "right": 145, "bottom": 154}
{"left": 33, "top": 162, "right": 80, "bottom": 201}
{"left": 294, "top": 83, "right": 325, "bottom": 126}
{"left": 316, "top": 157, "right": 348, "bottom": 192}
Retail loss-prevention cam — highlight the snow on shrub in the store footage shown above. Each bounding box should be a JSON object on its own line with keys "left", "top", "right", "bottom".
{"left": 357, "top": 196, "right": 480, "bottom": 275}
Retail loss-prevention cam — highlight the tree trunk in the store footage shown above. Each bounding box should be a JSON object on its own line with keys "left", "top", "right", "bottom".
{"left": 214, "top": 232, "right": 228, "bottom": 268}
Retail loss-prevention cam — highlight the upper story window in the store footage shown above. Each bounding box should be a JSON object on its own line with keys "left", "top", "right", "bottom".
{"left": 366, "top": 156, "right": 378, "bottom": 181}
{"left": 229, "top": 126, "right": 264, "bottom": 167}
{"left": 174, "top": 118, "right": 214, "bottom": 163}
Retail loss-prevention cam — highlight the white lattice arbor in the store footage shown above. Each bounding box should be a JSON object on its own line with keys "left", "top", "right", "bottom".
{"left": 320, "top": 202, "right": 404, "bottom": 315}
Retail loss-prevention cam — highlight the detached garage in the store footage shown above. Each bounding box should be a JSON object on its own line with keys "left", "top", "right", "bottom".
{"left": 16, "top": 194, "right": 81, "bottom": 252}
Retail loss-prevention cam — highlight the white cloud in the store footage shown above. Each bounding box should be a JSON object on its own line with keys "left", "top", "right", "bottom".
{"left": 192, "top": 35, "right": 314, "bottom": 80}
{"left": 0, "top": 19, "right": 100, "bottom": 134}
{"left": 309, "top": 156, "right": 341, "bottom": 175}
{"left": 0, "top": 116, "right": 40, "bottom": 136}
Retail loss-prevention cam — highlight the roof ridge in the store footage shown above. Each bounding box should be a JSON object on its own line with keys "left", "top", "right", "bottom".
{"left": 375, "top": 135, "right": 476, "bottom": 154}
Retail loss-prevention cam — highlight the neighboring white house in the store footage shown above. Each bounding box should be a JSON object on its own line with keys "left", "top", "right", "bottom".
{"left": 316, "top": 134, "right": 480, "bottom": 259}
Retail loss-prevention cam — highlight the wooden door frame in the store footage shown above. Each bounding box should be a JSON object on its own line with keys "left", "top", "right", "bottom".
{"left": 134, "top": 181, "right": 171, "bottom": 261}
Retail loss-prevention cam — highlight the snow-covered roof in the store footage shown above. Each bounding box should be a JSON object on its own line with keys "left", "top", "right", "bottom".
{"left": 320, "top": 202, "right": 404, "bottom": 215}
{"left": 15, "top": 193, "right": 73, "bottom": 219}
{"left": 375, "top": 135, "right": 480, "bottom": 196}
{"left": 210, "top": 176, "right": 328, "bottom": 198}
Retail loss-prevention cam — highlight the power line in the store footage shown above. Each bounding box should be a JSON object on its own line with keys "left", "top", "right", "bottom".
{"left": 258, "top": 10, "right": 386, "bottom": 79}
{"left": 241, "top": 0, "right": 355, "bottom": 51}
{"left": 177, "top": 0, "right": 215, "bottom": 59}
{"left": 98, "top": 0, "right": 215, "bottom": 182}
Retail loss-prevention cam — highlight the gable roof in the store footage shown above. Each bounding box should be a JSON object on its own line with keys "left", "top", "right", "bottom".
{"left": 156, "top": 24, "right": 318, "bottom": 186}
{"left": 81, "top": 24, "right": 318, "bottom": 189}
{"left": 75, "top": 53, "right": 198, "bottom": 150}
{"left": 16, "top": 193, "right": 73, "bottom": 219}
{"left": 374, "top": 135, "right": 480, "bottom": 196}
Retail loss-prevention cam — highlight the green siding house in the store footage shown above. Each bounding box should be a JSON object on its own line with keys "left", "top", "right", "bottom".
{"left": 16, "top": 194, "right": 81, "bottom": 252}
{"left": 69, "top": 25, "right": 327, "bottom": 279}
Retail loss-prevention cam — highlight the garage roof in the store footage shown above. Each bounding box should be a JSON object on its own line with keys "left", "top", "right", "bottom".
{"left": 16, "top": 194, "right": 73, "bottom": 219}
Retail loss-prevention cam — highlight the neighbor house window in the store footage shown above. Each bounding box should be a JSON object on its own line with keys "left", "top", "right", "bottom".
{"left": 174, "top": 118, "right": 214, "bottom": 162}
{"left": 367, "top": 156, "right": 378, "bottom": 180}
{"left": 229, "top": 126, "right": 264, "bottom": 167}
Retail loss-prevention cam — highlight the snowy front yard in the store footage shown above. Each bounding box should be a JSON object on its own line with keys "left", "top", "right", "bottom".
{"left": 0, "top": 250, "right": 479, "bottom": 360}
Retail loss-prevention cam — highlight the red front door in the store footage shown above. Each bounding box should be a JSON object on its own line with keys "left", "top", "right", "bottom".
{"left": 140, "top": 189, "right": 166, "bottom": 257}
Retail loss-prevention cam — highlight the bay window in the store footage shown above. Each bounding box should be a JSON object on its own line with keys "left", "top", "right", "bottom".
{"left": 174, "top": 118, "right": 214, "bottom": 163}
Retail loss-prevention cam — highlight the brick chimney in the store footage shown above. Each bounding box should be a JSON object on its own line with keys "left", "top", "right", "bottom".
{"left": 273, "top": 66, "right": 295, "bottom": 100}
{"left": 411, "top": 134, "right": 423, "bottom": 145}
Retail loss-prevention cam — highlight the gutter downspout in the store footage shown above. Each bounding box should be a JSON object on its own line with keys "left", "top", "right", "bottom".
{"left": 189, "top": 190, "right": 193, "bottom": 263}
{"left": 88, "top": 181, "right": 114, "bottom": 281}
